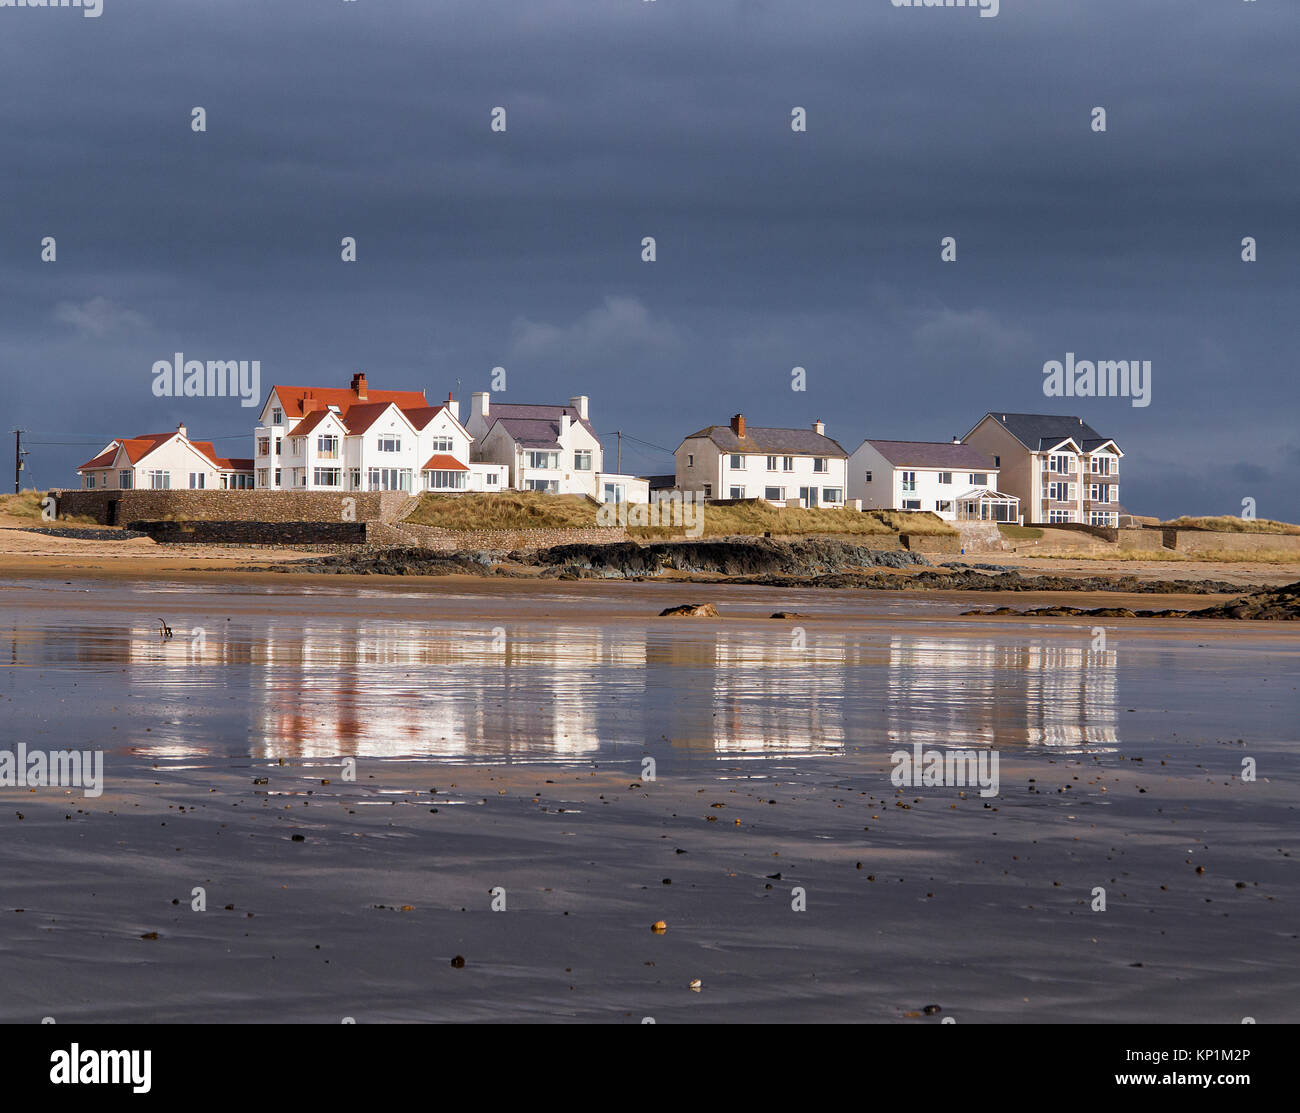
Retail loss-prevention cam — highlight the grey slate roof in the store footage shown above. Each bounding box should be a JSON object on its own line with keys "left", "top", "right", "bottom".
{"left": 864, "top": 439, "right": 996, "bottom": 470}
{"left": 484, "top": 403, "right": 598, "bottom": 450}
{"left": 971, "top": 413, "right": 1119, "bottom": 453}
{"left": 684, "top": 425, "right": 848, "bottom": 458}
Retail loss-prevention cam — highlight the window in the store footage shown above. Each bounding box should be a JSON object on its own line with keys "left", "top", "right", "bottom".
{"left": 813, "top": 457, "right": 828, "bottom": 473}
{"left": 937, "top": 500, "right": 953, "bottom": 514}
{"left": 146, "top": 470, "right": 170, "bottom": 489}
{"left": 766, "top": 455, "right": 778, "bottom": 470}
{"left": 189, "top": 473, "right": 205, "bottom": 489}
{"left": 119, "top": 471, "right": 132, "bottom": 489}
{"left": 729, "top": 486, "right": 744, "bottom": 499}
{"left": 687, "top": 454, "right": 694, "bottom": 467}
{"left": 317, "top": 435, "right": 339, "bottom": 459}
{"left": 901, "top": 499, "right": 921, "bottom": 510}
{"left": 425, "top": 470, "right": 466, "bottom": 490}
{"left": 348, "top": 469, "right": 360, "bottom": 489}
{"left": 1049, "top": 509, "right": 1074, "bottom": 523}
{"left": 274, "top": 468, "right": 282, "bottom": 487}
{"left": 257, "top": 468, "right": 269, "bottom": 487}
{"left": 798, "top": 486, "right": 819, "bottom": 508}
{"left": 525, "top": 478, "right": 559, "bottom": 493}
{"left": 85, "top": 474, "right": 95, "bottom": 489}
{"left": 1090, "top": 511, "right": 1115, "bottom": 526}
{"left": 863, "top": 470, "right": 872, "bottom": 483}
{"left": 313, "top": 468, "right": 342, "bottom": 487}
{"left": 822, "top": 487, "right": 842, "bottom": 504}
{"left": 1048, "top": 453, "right": 1073, "bottom": 474}
{"left": 290, "top": 437, "right": 304, "bottom": 455}
{"left": 1048, "top": 482, "right": 1069, "bottom": 501}
{"left": 377, "top": 436, "right": 401, "bottom": 453}
{"left": 258, "top": 437, "right": 270, "bottom": 456}
{"left": 275, "top": 437, "right": 281, "bottom": 457}
{"left": 428, "top": 437, "right": 454, "bottom": 453}
{"left": 573, "top": 450, "right": 593, "bottom": 471}
{"left": 604, "top": 483, "right": 626, "bottom": 504}
{"left": 270, "top": 407, "right": 282, "bottom": 425}
{"left": 729, "top": 454, "right": 745, "bottom": 470}
{"left": 525, "top": 451, "right": 559, "bottom": 470}
{"left": 901, "top": 471, "right": 917, "bottom": 492}
{"left": 1088, "top": 483, "right": 1102, "bottom": 501}
{"left": 938, "top": 472, "right": 952, "bottom": 485}
{"left": 485, "top": 472, "right": 499, "bottom": 486}
{"left": 367, "top": 467, "right": 411, "bottom": 491}
{"left": 764, "top": 487, "right": 785, "bottom": 502}
{"left": 703, "top": 484, "right": 712, "bottom": 498}
{"left": 782, "top": 456, "right": 794, "bottom": 471}
{"left": 993, "top": 455, "right": 1000, "bottom": 468}
{"left": 971, "top": 473, "right": 988, "bottom": 485}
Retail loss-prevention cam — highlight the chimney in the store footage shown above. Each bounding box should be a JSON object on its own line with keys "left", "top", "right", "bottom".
{"left": 472, "top": 391, "right": 490, "bottom": 421}
{"left": 813, "top": 419, "right": 825, "bottom": 437}
{"left": 351, "top": 372, "right": 368, "bottom": 400}
{"left": 446, "top": 392, "right": 459, "bottom": 422}
{"left": 731, "top": 413, "right": 746, "bottom": 438}
{"left": 568, "top": 395, "right": 589, "bottom": 421}
{"left": 176, "top": 422, "right": 187, "bottom": 440}
{"left": 951, "top": 435, "right": 961, "bottom": 444}
{"left": 560, "top": 412, "right": 571, "bottom": 438}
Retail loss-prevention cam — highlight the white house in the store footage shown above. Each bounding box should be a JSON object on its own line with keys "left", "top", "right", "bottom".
{"left": 847, "top": 439, "right": 1019, "bottom": 522}
{"left": 674, "top": 414, "right": 848, "bottom": 507}
{"left": 252, "top": 375, "right": 506, "bottom": 493}
{"left": 77, "top": 424, "right": 253, "bottom": 491}
{"left": 962, "top": 413, "right": 1123, "bottom": 525}
{"left": 466, "top": 392, "right": 648, "bottom": 503}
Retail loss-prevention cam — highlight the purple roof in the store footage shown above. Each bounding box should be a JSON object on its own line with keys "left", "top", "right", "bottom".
{"left": 484, "top": 403, "right": 598, "bottom": 449}
{"left": 864, "top": 440, "right": 997, "bottom": 470}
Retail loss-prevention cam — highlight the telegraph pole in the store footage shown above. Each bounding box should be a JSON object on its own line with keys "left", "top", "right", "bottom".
{"left": 12, "top": 428, "right": 25, "bottom": 493}
{"left": 616, "top": 431, "right": 622, "bottom": 473}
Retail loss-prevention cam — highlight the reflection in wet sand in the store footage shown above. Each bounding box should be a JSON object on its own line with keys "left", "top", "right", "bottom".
{"left": 6, "top": 613, "right": 1121, "bottom": 762}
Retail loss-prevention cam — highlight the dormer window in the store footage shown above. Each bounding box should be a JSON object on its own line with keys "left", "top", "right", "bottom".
{"left": 270, "top": 407, "right": 283, "bottom": 425}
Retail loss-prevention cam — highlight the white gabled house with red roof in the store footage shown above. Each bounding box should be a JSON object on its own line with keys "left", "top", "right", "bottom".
{"left": 252, "top": 373, "right": 507, "bottom": 493}
{"left": 77, "top": 424, "right": 254, "bottom": 491}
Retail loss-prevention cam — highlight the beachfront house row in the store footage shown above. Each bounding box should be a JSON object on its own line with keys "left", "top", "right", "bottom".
{"left": 847, "top": 439, "right": 1021, "bottom": 523}
{"left": 251, "top": 375, "right": 507, "bottom": 493}
{"left": 77, "top": 424, "right": 254, "bottom": 491}
{"left": 674, "top": 415, "right": 849, "bottom": 506}
{"left": 962, "top": 413, "right": 1123, "bottom": 526}
{"left": 465, "top": 392, "right": 649, "bottom": 504}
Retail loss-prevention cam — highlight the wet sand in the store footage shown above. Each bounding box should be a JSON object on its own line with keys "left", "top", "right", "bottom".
{"left": 1, "top": 574, "right": 1297, "bottom": 1022}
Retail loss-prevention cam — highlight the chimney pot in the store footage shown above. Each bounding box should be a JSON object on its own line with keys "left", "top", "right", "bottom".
{"left": 813, "top": 419, "right": 825, "bottom": 437}
{"left": 730, "top": 413, "right": 746, "bottom": 438}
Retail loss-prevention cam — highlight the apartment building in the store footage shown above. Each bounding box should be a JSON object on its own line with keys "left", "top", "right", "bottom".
{"left": 962, "top": 413, "right": 1124, "bottom": 525}
{"left": 674, "top": 414, "right": 848, "bottom": 506}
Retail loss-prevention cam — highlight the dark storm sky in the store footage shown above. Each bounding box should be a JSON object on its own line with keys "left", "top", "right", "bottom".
{"left": 1, "top": 0, "right": 1296, "bottom": 518}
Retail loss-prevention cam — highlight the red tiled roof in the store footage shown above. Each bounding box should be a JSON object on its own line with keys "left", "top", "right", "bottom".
{"left": 78, "top": 445, "right": 120, "bottom": 470}
{"left": 420, "top": 454, "right": 468, "bottom": 472}
{"left": 401, "top": 405, "right": 449, "bottom": 431}
{"left": 216, "top": 458, "right": 254, "bottom": 471}
{"left": 286, "top": 409, "right": 339, "bottom": 438}
{"left": 271, "top": 384, "right": 428, "bottom": 419}
{"left": 341, "top": 402, "right": 408, "bottom": 435}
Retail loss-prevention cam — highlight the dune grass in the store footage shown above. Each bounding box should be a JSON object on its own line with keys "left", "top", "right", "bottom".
{"left": 402, "top": 492, "right": 955, "bottom": 539}
{"left": 997, "top": 524, "right": 1043, "bottom": 540}
{"left": 1161, "top": 516, "right": 1300, "bottom": 535}
{"left": 0, "top": 491, "right": 97, "bottom": 525}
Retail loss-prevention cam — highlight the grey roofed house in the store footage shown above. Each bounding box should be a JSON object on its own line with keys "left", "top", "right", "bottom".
{"left": 968, "top": 412, "right": 1117, "bottom": 451}
{"left": 863, "top": 439, "right": 997, "bottom": 470}
{"left": 685, "top": 423, "right": 848, "bottom": 457}
{"left": 482, "top": 403, "right": 597, "bottom": 449}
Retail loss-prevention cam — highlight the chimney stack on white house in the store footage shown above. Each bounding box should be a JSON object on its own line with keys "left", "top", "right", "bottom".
{"left": 351, "top": 372, "right": 368, "bottom": 400}
{"left": 568, "top": 395, "right": 589, "bottom": 421}
{"left": 176, "top": 422, "right": 187, "bottom": 439}
{"left": 445, "top": 392, "right": 460, "bottom": 421}
{"left": 731, "top": 414, "right": 746, "bottom": 438}
{"left": 813, "top": 419, "right": 825, "bottom": 436}
{"left": 560, "top": 412, "right": 571, "bottom": 437}
{"left": 472, "top": 391, "right": 490, "bottom": 421}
